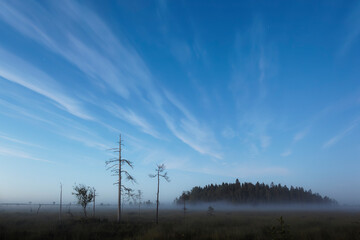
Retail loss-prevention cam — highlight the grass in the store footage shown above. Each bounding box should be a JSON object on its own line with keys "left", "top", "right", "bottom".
{"left": 1, "top": 206, "right": 360, "bottom": 239}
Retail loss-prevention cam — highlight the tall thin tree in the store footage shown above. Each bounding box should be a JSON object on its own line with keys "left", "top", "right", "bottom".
{"left": 181, "top": 191, "right": 190, "bottom": 217}
{"left": 136, "top": 190, "right": 143, "bottom": 217}
{"left": 92, "top": 187, "right": 98, "bottom": 217}
{"left": 149, "top": 164, "right": 170, "bottom": 224}
{"left": 59, "top": 183, "right": 62, "bottom": 222}
{"left": 106, "top": 134, "right": 135, "bottom": 223}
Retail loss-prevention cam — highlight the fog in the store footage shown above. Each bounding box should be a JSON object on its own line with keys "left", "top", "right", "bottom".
{"left": 2, "top": 201, "right": 360, "bottom": 214}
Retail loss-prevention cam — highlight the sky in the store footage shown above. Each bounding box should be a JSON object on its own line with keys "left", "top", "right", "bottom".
{"left": 0, "top": 0, "right": 359, "bottom": 205}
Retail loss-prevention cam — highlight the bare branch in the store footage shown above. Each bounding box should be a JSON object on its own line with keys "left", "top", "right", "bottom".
{"left": 105, "top": 135, "right": 136, "bottom": 223}
{"left": 121, "top": 159, "right": 134, "bottom": 168}
{"left": 161, "top": 172, "right": 170, "bottom": 182}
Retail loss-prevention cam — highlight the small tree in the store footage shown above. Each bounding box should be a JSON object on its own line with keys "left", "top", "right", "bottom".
{"left": 207, "top": 206, "right": 214, "bottom": 216}
{"left": 149, "top": 164, "right": 170, "bottom": 224}
{"left": 72, "top": 184, "right": 95, "bottom": 217}
{"left": 270, "top": 216, "right": 291, "bottom": 240}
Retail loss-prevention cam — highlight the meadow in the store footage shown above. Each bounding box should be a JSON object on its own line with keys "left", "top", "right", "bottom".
{"left": 1, "top": 205, "right": 360, "bottom": 240}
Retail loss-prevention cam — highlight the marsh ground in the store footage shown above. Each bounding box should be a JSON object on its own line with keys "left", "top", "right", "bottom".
{"left": 0, "top": 205, "right": 360, "bottom": 240}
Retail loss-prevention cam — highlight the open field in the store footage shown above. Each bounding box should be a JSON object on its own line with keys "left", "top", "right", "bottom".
{"left": 1, "top": 205, "right": 360, "bottom": 240}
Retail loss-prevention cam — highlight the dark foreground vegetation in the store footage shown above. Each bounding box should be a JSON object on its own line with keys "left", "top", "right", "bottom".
{"left": 1, "top": 208, "right": 360, "bottom": 240}
{"left": 176, "top": 180, "right": 337, "bottom": 205}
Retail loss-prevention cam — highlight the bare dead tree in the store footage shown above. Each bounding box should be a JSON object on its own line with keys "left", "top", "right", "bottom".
{"left": 67, "top": 202, "right": 73, "bottom": 218}
{"left": 149, "top": 164, "right": 170, "bottom": 224}
{"left": 125, "top": 188, "right": 135, "bottom": 204}
{"left": 181, "top": 191, "right": 190, "bottom": 217}
{"left": 106, "top": 134, "right": 136, "bottom": 223}
{"left": 59, "top": 183, "right": 62, "bottom": 222}
{"left": 92, "top": 188, "right": 98, "bottom": 218}
{"left": 136, "top": 190, "right": 143, "bottom": 217}
{"left": 36, "top": 204, "right": 42, "bottom": 215}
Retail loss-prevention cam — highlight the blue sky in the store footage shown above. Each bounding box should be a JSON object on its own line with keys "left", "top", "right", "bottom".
{"left": 0, "top": 0, "right": 359, "bottom": 205}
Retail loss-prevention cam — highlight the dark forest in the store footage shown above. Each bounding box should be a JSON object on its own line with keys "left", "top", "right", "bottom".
{"left": 175, "top": 180, "right": 337, "bottom": 205}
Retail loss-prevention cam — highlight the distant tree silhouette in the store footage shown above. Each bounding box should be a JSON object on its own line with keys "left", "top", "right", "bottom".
{"left": 207, "top": 206, "right": 214, "bottom": 216}
{"left": 72, "top": 184, "right": 95, "bottom": 217}
{"left": 181, "top": 191, "right": 190, "bottom": 216}
{"left": 106, "top": 134, "right": 136, "bottom": 223}
{"left": 149, "top": 164, "right": 170, "bottom": 224}
{"left": 176, "top": 179, "right": 337, "bottom": 205}
{"left": 92, "top": 187, "right": 98, "bottom": 217}
{"left": 36, "top": 204, "right": 41, "bottom": 215}
{"left": 135, "top": 190, "right": 143, "bottom": 217}
{"left": 59, "top": 183, "right": 62, "bottom": 222}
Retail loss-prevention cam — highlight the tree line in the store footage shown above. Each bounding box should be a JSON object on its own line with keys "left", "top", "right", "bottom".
{"left": 175, "top": 179, "right": 337, "bottom": 205}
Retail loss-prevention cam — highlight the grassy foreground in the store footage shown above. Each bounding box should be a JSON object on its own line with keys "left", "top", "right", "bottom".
{"left": 1, "top": 208, "right": 360, "bottom": 240}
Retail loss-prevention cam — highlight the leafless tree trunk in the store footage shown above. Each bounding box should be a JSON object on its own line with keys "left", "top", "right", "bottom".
{"left": 156, "top": 169, "right": 160, "bottom": 223}
{"left": 149, "top": 164, "right": 170, "bottom": 224}
{"left": 106, "top": 134, "right": 136, "bottom": 223}
{"left": 36, "top": 204, "right": 41, "bottom": 215}
{"left": 181, "top": 191, "right": 190, "bottom": 217}
{"left": 59, "top": 183, "right": 62, "bottom": 222}
{"left": 118, "top": 137, "right": 121, "bottom": 222}
{"left": 93, "top": 188, "right": 96, "bottom": 217}
{"left": 136, "top": 190, "right": 142, "bottom": 217}
{"left": 184, "top": 198, "right": 186, "bottom": 217}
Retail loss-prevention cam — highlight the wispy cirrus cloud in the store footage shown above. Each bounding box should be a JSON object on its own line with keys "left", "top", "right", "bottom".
{"left": 0, "top": 133, "right": 44, "bottom": 149}
{"left": 199, "top": 165, "right": 289, "bottom": 178}
{"left": 0, "top": 146, "right": 54, "bottom": 163}
{"left": 0, "top": 48, "right": 92, "bottom": 120}
{"left": 0, "top": 99, "right": 55, "bottom": 126}
{"left": 160, "top": 90, "right": 223, "bottom": 159}
{"left": 281, "top": 149, "right": 292, "bottom": 157}
{"left": 0, "top": 0, "right": 164, "bottom": 136}
{"left": 105, "top": 103, "right": 161, "bottom": 139}
{"left": 0, "top": 0, "right": 223, "bottom": 159}
{"left": 229, "top": 17, "right": 277, "bottom": 157}
{"left": 280, "top": 128, "right": 308, "bottom": 157}
{"left": 293, "top": 128, "right": 309, "bottom": 142}
{"left": 0, "top": 97, "right": 112, "bottom": 152}
{"left": 323, "top": 118, "right": 360, "bottom": 148}
{"left": 0, "top": 0, "right": 152, "bottom": 100}
{"left": 339, "top": 1, "right": 360, "bottom": 56}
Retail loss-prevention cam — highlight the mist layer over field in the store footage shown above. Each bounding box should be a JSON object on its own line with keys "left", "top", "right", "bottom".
{"left": 1, "top": 205, "right": 360, "bottom": 240}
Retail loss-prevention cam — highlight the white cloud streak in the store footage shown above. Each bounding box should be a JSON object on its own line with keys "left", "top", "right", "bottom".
{"left": 0, "top": 0, "right": 151, "bottom": 99}
{"left": 0, "top": 146, "right": 54, "bottom": 163}
{"left": 281, "top": 150, "right": 292, "bottom": 157}
{"left": 323, "top": 119, "right": 360, "bottom": 148}
{"left": 294, "top": 129, "right": 308, "bottom": 142}
{"left": 0, "top": 48, "right": 92, "bottom": 120}
{"left": 200, "top": 165, "right": 289, "bottom": 178}
{"left": 339, "top": 1, "right": 360, "bottom": 55}
{"left": 105, "top": 103, "right": 161, "bottom": 139}
{"left": 161, "top": 90, "right": 223, "bottom": 159}
{"left": 0, "top": 133, "right": 44, "bottom": 149}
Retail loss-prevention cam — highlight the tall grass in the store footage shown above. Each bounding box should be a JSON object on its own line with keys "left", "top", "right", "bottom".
{"left": 0, "top": 209, "right": 359, "bottom": 239}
